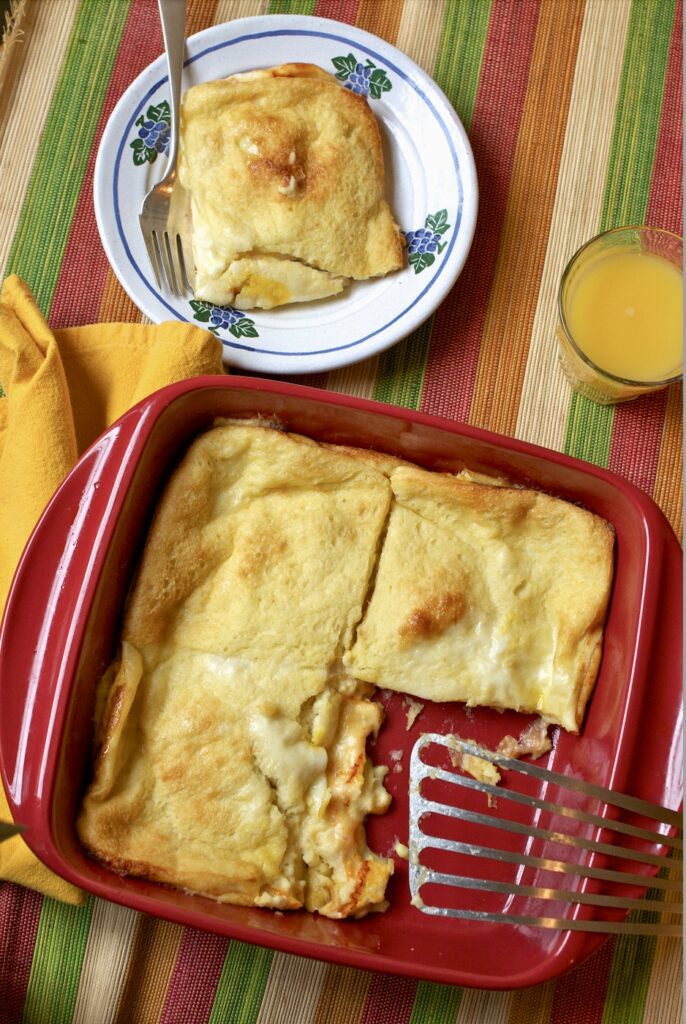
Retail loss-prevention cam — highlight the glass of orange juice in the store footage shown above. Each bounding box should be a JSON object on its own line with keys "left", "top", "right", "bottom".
{"left": 557, "top": 226, "right": 683, "bottom": 403}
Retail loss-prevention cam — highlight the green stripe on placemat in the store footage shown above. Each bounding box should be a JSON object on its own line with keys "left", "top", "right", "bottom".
{"left": 373, "top": 317, "right": 433, "bottom": 408}
{"left": 564, "top": 395, "right": 615, "bottom": 469}
{"left": 408, "top": 980, "right": 462, "bottom": 1023}
{"left": 207, "top": 940, "right": 273, "bottom": 1024}
{"left": 2, "top": 0, "right": 130, "bottom": 315}
{"left": 598, "top": 0, "right": 677, "bottom": 232}
{"left": 563, "top": 0, "right": 677, "bottom": 468}
{"left": 21, "top": 896, "right": 94, "bottom": 1024}
{"left": 601, "top": 928, "right": 659, "bottom": 1024}
{"left": 268, "top": 0, "right": 317, "bottom": 14}
{"left": 373, "top": 0, "right": 492, "bottom": 409}
{"left": 432, "top": 0, "right": 492, "bottom": 132}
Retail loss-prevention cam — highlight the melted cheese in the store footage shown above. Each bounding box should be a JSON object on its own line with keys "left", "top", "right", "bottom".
{"left": 249, "top": 711, "right": 327, "bottom": 811}
{"left": 191, "top": 250, "right": 344, "bottom": 309}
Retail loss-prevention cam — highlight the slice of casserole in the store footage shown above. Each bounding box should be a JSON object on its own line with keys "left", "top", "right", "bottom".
{"left": 345, "top": 463, "right": 615, "bottom": 733}
{"left": 178, "top": 63, "right": 403, "bottom": 308}
{"left": 78, "top": 423, "right": 394, "bottom": 918}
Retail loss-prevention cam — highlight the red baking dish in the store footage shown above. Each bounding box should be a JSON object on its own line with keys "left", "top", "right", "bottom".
{"left": 0, "top": 376, "right": 682, "bottom": 989}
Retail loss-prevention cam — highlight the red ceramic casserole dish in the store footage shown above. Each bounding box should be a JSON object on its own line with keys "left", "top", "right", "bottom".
{"left": 0, "top": 377, "right": 682, "bottom": 989}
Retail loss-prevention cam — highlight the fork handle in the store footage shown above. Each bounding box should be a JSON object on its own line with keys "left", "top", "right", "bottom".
{"left": 157, "top": 0, "right": 186, "bottom": 174}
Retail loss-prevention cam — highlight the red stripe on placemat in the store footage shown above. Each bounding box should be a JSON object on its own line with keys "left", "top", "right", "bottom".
{"left": 419, "top": 1, "right": 539, "bottom": 422}
{"left": 314, "top": 0, "right": 360, "bottom": 22}
{"left": 608, "top": 390, "right": 668, "bottom": 493}
{"left": 159, "top": 928, "right": 229, "bottom": 1024}
{"left": 608, "top": 3, "right": 681, "bottom": 488}
{"left": 289, "top": 371, "right": 329, "bottom": 388}
{"left": 646, "top": 0, "right": 683, "bottom": 233}
{"left": 358, "top": 971, "right": 417, "bottom": 1024}
{"left": 242, "top": 368, "right": 329, "bottom": 389}
{"left": 548, "top": 939, "right": 615, "bottom": 1024}
{"left": 48, "top": 1, "right": 164, "bottom": 329}
{"left": 0, "top": 882, "right": 43, "bottom": 1020}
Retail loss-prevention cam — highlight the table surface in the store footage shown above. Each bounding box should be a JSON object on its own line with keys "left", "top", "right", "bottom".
{"left": 0, "top": 1, "right": 682, "bottom": 1022}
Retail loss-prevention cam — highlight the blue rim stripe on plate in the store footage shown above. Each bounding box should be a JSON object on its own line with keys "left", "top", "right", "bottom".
{"left": 112, "top": 27, "right": 466, "bottom": 356}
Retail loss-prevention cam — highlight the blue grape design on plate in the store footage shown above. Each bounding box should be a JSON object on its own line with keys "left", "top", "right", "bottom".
{"left": 130, "top": 101, "right": 171, "bottom": 165}
{"left": 189, "top": 300, "right": 259, "bottom": 339}
{"left": 404, "top": 210, "right": 451, "bottom": 274}
{"left": 331, "top": 53, "right": 392, "bottom": 99}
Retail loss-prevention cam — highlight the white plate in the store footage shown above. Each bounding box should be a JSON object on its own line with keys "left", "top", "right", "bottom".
{"left": 94, "top": 15, "right": 478, "bottom": 375}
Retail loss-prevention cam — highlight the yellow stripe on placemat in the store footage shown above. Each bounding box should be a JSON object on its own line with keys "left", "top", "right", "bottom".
{"left": 642, "top": 935, "right": 684, "bottom": 1024}
{"left": 515, "top": 0, "right": 632, "bottom": 453}
{"left": 506, "top": 981, "right": 556, "bottom": 1024}
{"left": 214, "top": 0, "right": 271, "bottom": 21}
{"left": 97, "top": 269, "right": 145, "bottom": 323}
{"left": 255, "top": 951, "right": 327, "bottom": 1024}
{"left": 455, "top": 987, "right": 510, "bottom": 1024}
{"left": 70, "top": 900, "right": 139, "bottom": 1024}
{"left": 313, "top": 963, "right": 373, "bottom": 1024}
{"left": 652, "top": 383, "right": 684, "bottom": 543}
{"left": 0, "top": 0, "right": 79, "bottom": 274}
{"left": 327, "top": 356, "right": 380, "bottom": 399}
{"left": 469, "top": 0, "right": 584, "bottom": 437}
{"left": 356, "top": 0, "right": 403, "bottom": 43}
{"left": 396, "top": 0, "right": 447, "bottom": 75}
{"left": 642, "top": 864, "right": 684, "bottom": 1024}
{"left": 112, "top": 916, "right": 185, "bottom": 1024}
{"left": 187, "top": 0, "right": 221, "bottom": 34}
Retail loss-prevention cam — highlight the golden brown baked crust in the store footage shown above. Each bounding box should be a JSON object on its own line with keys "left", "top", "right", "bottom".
{"left": 345, "top": 465, "right": 615, "bottom": 733}
{"left": 78, "top": 423, "right": 394, "bottom": 917}
{"left": 178, "top": 63, "right": 403, "bottom": 308}
{"left": 78, "top": 422, "right": 614, "bottom": 916}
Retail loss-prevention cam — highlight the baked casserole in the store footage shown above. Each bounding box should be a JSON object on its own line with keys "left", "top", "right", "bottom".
{"left": 78, "top": 421, "right": 614, "bottom": 917}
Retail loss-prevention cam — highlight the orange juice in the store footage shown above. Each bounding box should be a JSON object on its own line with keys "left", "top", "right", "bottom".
{"left": 564, "top": 249, "right": 683, "bottom": 382}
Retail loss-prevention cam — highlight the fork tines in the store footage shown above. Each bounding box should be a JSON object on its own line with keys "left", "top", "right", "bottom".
{"left": 408, "top": 734, "right": 682, "bottom": 937}
{"left": 140, "top": 214, "right": 191, "bottom": 296}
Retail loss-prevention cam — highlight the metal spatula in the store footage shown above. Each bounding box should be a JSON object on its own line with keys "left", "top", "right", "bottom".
{"left": 408, "top": 734, "right": 682, "bottom": 937}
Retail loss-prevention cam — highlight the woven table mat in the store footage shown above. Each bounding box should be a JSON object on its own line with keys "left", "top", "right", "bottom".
{"left": 0, "top": 1, "right": 682, "bottom": 1022}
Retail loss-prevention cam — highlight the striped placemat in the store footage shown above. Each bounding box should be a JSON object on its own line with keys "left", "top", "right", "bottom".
{"left": 0, "top": 1, "right": 682, "bottom": 1022}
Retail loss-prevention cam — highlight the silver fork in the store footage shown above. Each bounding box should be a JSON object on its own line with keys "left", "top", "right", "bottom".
{"left": 409, "top": 734, "right": 682, "bottom": 937}
{"left": 139, "top": 0, "right": 190, "bottom": 295}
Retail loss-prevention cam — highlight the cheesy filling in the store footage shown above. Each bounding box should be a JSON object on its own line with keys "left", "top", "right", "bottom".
{"left": 191, "top": 245, "right": 345, "bottom": 310}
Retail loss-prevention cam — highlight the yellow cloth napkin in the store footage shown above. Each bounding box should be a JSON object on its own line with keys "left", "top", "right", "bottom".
{"left": 0, "top": 274, "right": 225, "bottom": 904}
